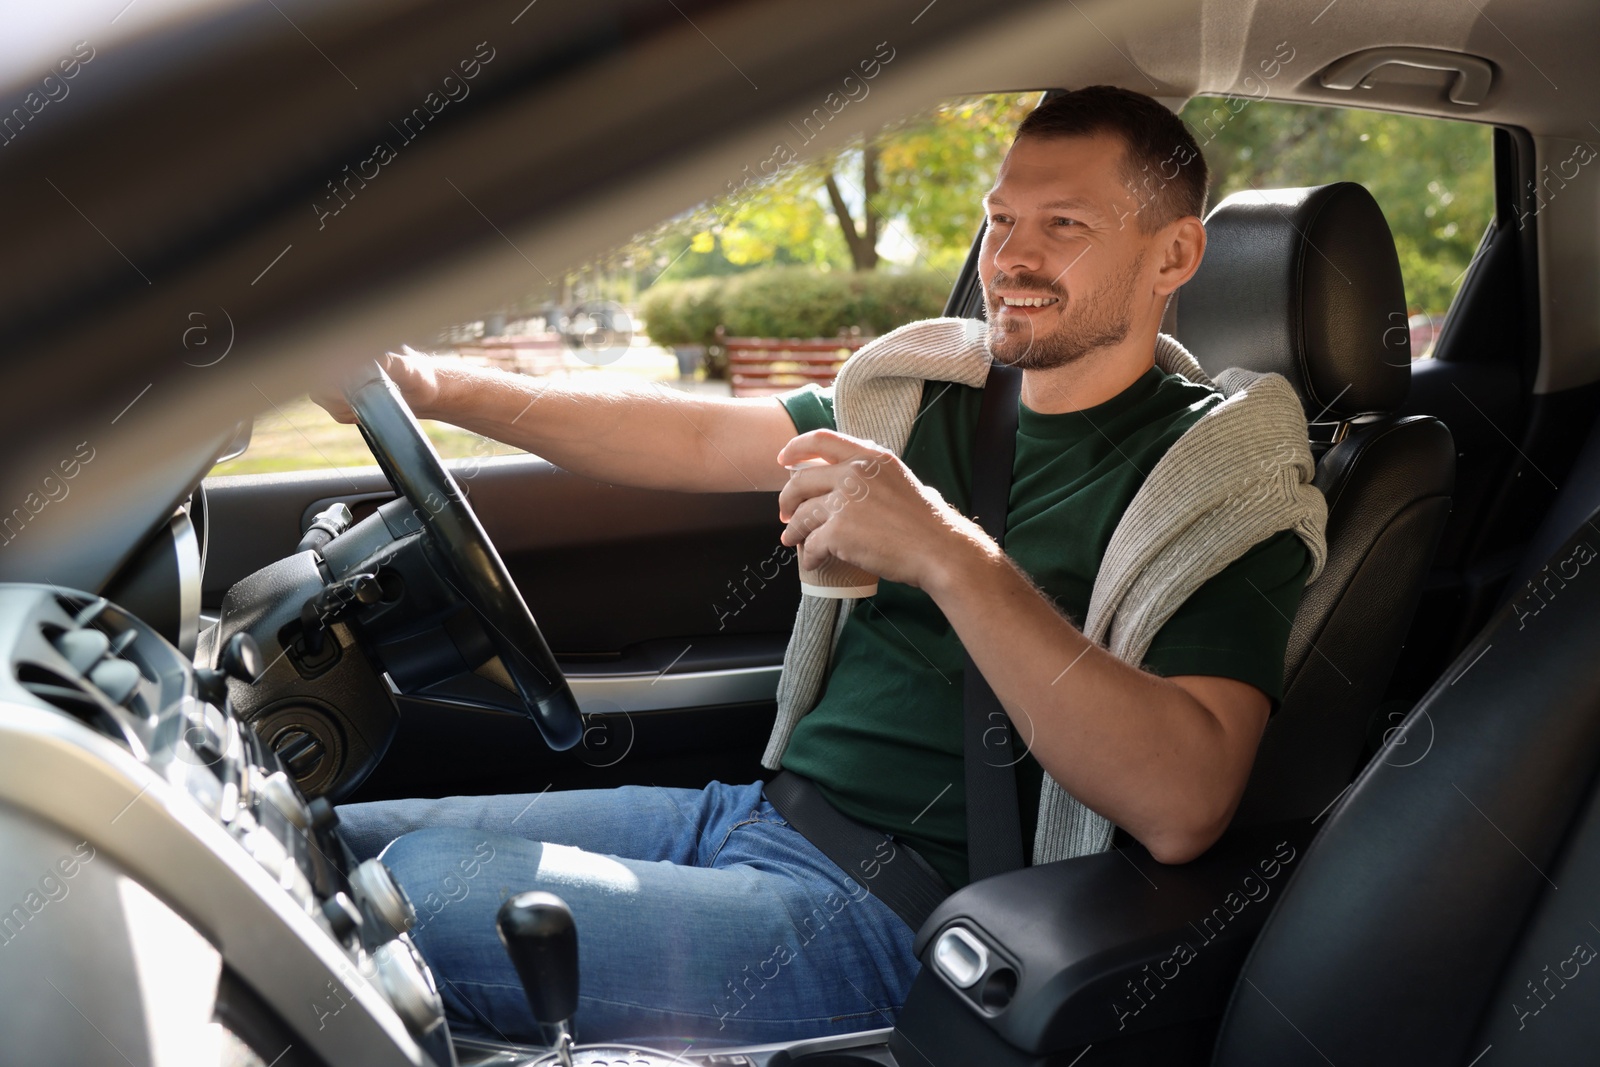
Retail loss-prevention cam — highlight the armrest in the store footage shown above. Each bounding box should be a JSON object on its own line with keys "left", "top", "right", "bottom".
{"left": 896, "top": 819, "right": 1315, "bottom": 1062}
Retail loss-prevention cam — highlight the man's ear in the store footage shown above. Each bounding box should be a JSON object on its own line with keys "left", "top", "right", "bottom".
{"left": 1153, "top": 216, "right": 1206, "bottom": 297}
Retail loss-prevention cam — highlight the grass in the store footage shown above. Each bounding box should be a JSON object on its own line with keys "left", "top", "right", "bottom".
{"left": 209, "top": 396, "right": 524, "bottom": 477}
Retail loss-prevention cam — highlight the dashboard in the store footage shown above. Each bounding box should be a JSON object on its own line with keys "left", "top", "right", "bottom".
{"left": 0, "top": 583, "right": 450, "bottom": 1066}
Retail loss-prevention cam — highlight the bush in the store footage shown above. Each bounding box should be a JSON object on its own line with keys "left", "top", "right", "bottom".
{"left": 637, "top": 283, "right": 683, "bottom": 345}
{"left": 678, "top": 279, "right": 725, "bottom": 348}
{"left": 640, "top": 267, "right": 948, "bottom": 349}
{"left": 638, "top": 277, "right": 722, "bottom": 348}
{"left": 855, "top": 271, "right": 956, "bottom": 333}
{"left": 720, "top": 269, "right": 841, "bottom": 340}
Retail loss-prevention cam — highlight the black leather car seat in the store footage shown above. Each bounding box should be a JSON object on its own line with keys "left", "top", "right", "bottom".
{"left": 1496, "top": 402, "right": 1600, "bottom": 618}
{"left": 1176, "top": 182, "right": 1456, "bottom": 824}
{"left": 1212, "top": 495, "right": 1600, "bottom": 1065}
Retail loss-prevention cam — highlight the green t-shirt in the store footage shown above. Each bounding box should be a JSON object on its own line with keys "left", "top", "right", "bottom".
{"left": 776, "top": 364, "right": 1313, "bottom": 890}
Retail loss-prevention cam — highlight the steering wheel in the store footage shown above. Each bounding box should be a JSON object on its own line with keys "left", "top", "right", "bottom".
{"left": 345, "top": 359, "right": 583, "bottom": 751}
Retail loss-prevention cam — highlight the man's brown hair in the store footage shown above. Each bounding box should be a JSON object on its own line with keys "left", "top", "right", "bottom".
{"left": 1014, "top": 86, "right": 1209, "bottom": 231}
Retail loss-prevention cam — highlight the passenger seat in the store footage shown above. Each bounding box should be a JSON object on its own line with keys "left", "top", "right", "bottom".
{"left": 1211, "top": 488, "right": 1600, "bottom": 1065}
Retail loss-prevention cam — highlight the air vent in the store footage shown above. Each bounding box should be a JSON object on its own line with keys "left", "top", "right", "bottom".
{"left": 17, "top": 604, "right": 153, "bottom": 754}
{"left": 16, "top": 662, "right": 139, "bottom": 752}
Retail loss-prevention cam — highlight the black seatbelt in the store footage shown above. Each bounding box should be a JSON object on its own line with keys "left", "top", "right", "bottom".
{"left": 764, "top": 770, "right": 950, "bottom": 931}
{"left": 964, "top": 361, "right": 1026, "bottom": 883}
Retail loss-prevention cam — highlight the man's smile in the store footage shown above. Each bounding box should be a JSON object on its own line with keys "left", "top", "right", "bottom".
{"left": 993, "top": 292, "right": 1064, "bottom": 322}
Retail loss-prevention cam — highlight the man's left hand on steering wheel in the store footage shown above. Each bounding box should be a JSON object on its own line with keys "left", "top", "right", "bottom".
{"left": 316, "top": 347, "right": 439, "bottom": 425}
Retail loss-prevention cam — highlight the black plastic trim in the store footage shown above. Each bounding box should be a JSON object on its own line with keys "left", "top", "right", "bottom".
{"left": 905, "top": 819, "right": 1316, "bottom": 1055}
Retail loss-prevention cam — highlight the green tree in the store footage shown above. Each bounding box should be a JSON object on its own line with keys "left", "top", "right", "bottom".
{"left": 874, "top": 93, "right": 1039, "bottom": 274}
{"left": 1181, "top": 96, "right": 1494, "bottom": 314}
{"left": 650, "top": 93, "right": 1041, "bottom": 278}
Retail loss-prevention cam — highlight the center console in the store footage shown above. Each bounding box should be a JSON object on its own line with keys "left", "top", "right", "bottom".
{"left": 0, "top": 583, "right": 451, "bottom": 1065}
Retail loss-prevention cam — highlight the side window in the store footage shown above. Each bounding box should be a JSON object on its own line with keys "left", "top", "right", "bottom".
{"left": 1179, "top": 96, "right": 1495, "bottom": 358}
{"left": 211, "top": 92, "right": 1034, "bottom": 477}
{"left": 211, "top": 390, "right": 523, "bottom": 477}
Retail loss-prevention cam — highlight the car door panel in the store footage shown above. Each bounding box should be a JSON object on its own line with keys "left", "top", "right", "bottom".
{"left": 204, "top": 455, "right": 800, "bottom": 645}
{"left": 202, "top": 454, "right": 800, "bottom": 798}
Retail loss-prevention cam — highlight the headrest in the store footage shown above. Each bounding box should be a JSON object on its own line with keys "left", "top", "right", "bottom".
{"left": 1176, "top": 182, "right": 1410, "bottom": 422}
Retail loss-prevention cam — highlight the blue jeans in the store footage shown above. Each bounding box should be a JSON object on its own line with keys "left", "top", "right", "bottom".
{"left": 338, "top": 780, "right": 921, "bottom": 1049}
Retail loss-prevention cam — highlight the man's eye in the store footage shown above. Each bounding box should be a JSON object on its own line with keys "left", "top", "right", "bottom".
{"left": 989, "top": 214, "right": 1012, "bottom": 226}
{"left": 1052, "top": 216, "right": 1082, "bottom": 227}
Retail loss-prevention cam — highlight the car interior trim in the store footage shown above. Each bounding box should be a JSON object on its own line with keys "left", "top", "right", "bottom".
{"left": 173, "top": 507, "right": 202, "bottom": 662}
{"left": 553, "top": 664, "right": 782, "bottom": 717}
{"left": 0, "top": 703, "right": 422, "bottom": 1066}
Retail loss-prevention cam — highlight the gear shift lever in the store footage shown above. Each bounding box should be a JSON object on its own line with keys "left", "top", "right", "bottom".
{"left": 496, "top": 891, "right": 579, "bottom": 1066}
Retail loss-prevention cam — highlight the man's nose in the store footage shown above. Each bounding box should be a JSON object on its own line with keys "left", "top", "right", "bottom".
{"left": 993, "top": 222, "right": 1045, "bottom": 275}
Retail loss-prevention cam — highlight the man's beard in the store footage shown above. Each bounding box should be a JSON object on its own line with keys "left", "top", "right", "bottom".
{"left": 983, "top": 252, "right": 1146, "bottom": 371}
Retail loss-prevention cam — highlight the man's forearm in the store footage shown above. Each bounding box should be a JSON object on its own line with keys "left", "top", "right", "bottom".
{"left": 922, "top": 537, "right": 1258, "bottom": 863}
{"left": 418, "top": 361, "right": 792, "bottom": 493}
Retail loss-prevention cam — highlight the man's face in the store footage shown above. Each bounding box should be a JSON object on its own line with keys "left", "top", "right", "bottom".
{"left": 979, "top": 132, "right": 1157, "bottom": 370}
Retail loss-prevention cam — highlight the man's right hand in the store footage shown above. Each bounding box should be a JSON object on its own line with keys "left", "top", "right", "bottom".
{"left": 312, "top": 345, "right": 444, "bottom": 424}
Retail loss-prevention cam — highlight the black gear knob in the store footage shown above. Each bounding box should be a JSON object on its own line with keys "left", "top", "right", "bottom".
{"left": 496, "top": 891, "right": 579, "bottom": 1027}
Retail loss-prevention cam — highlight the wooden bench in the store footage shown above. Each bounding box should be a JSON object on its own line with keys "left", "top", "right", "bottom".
{"left": 453, "top": 334, "right": 566, "bottom": 376}
{"left": 724, "top": 335, "right": 869, "bottom": 397}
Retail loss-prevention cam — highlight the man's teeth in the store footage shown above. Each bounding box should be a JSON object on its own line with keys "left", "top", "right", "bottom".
{"left": 1002, "top": 296, "right": 1057, "bottom": 307}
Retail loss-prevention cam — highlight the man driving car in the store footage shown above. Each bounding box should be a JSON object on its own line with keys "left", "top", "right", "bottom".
{"left": 330, "top": 86, "right": 1320, "bottom": 1049}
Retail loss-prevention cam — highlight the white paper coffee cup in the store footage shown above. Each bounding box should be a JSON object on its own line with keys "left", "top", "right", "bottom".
{"left": 786, "top": 458, "right": 879, "bottom": 599}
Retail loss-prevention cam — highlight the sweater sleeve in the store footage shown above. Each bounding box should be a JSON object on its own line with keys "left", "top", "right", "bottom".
{"left": 1140, "top": 528, "right": 1313, "bottom": 713}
